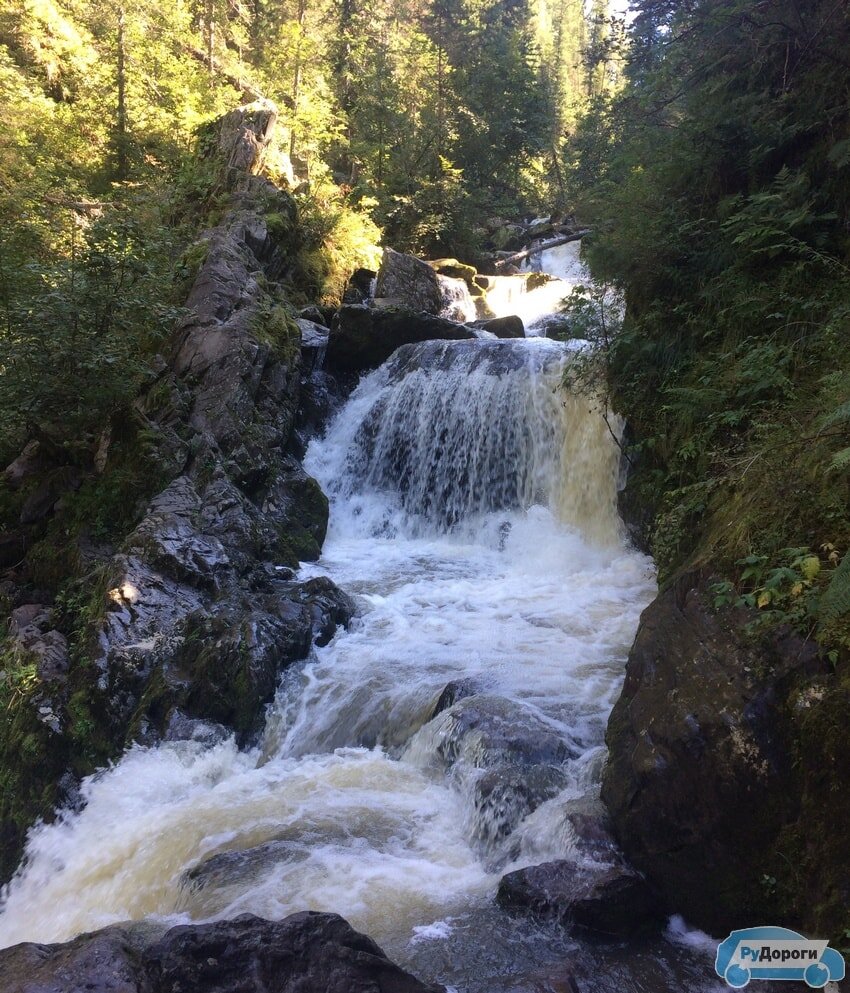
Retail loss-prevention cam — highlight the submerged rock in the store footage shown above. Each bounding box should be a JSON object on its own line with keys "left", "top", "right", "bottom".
{"left": 472, "top": 764, "right": 569, "bottom": 847}
{"left": 498, "top": 860, "right": 664, "bottom": 938}
{"left": 428, "top": 694, "right": 576, "bottom": 770}
{"left": 0, "top": 912, "right": 442, "bottom": 993}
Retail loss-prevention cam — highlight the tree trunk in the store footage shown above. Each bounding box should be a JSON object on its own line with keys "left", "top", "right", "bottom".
{"left": 494, "top": 230, "right": 590, "bottom": 268}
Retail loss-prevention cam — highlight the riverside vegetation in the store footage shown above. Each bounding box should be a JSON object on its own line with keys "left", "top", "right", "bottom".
{"left": 0, "top": 0, "right": 849, "bottom": 987}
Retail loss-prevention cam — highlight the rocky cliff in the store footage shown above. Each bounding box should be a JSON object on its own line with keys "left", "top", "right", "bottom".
{"left": 0, "top": 102, "right": 353, "bottom": 884}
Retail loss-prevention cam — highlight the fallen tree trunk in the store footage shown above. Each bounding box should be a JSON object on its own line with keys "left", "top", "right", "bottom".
{"left": 494, "top": 230, "right": 590, "bottom": 269}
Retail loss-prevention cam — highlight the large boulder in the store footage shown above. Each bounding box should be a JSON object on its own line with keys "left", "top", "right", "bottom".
{"left": 0, "top": 913, "right": 443, "bottom": 993}
{"left": 374, "top": 248, "right": 443, "bottom": 313}
{"left": 326, "top": 305, "right": 476, "bottom": 375}
{"left": 602, "top": 576, "right": 848, "bottom": 935}
{"left": 425, "top": 694, "right": 576, "bottom": 771}
{"left": 497, "top": 860, "right": 664, "bottom": 938}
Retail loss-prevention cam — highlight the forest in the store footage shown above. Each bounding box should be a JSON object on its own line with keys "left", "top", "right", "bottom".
{"left": 0, "top": 0, "right": 849, "bottom": 990}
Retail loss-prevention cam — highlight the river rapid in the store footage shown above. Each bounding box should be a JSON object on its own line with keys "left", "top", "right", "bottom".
{"left": 0, "top": 242, "right": 726, "bottom": 992}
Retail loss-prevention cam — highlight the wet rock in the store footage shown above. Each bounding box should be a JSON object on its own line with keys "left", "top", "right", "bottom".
{"left": 471, "top": 315, "right": 525, "bottom": 339}
{"left": 261, "top": 459, "right": 329, "bottom": 564}
{"left": 326, "top": 305, "right": 476, "bottom": 374}
{"left": 298, "top": 318, "right": 329, "bottom": 374}
{"left": 164, "top": 710, "right": 231, "bottom": 746}
{"left": 125, "top": 477, "right": 231, "bottom": 592}
{"left": 147, "top": 913, "right": 443, "bottom": 993}
{"left": 472, "top": 764, "right": 568, "bottom": 847}
{"left": 497, "top": 860, "right": 664, "bottom": 938}
{"left": 137, "top": 576, "right": 354, "bottom": 741}
{"left": 299, "top": 304, "right": 329, "bottom": 326}
{"left": 0, "top": 913, "right": 442, "bottom": 993}
{"left": 185, "top": 839, "right": 306, "bottom": 891}
{"left": 431, "top": 695, "right": 576, "bottom": 769}
{"left": 0, "top": 924, "right": 152, "bottom": 993}
{"left": 602, "top": 576, "right": 831, "bottom": 934}
{"left": 349, "top": 267, "right": 377, "bottom": 297}
{"left": 428, "top": 258, "right": 478, "bottom": 289}
{"left": 429, "top": 678, "right": 479, "bottom": 719}
{"left": 559, "top": 795, "right": 621, "bottom": 865}
{"left": 374, "top": 247, "right": 444, "bottom": 314}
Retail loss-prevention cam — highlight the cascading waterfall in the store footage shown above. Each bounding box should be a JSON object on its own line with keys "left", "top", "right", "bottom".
{"left": 0, "top": 244, "right": 720, "bottom": 992}
{"left": 438, "top": 273, "right": 478, "bottom": 323}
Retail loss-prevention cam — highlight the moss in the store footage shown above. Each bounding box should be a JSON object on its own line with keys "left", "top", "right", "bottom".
{"left": 250, "top": 301, "right": 301, "bottom": 367}
{"left": 174, "top": 239, "right": 209, "bottom": 298}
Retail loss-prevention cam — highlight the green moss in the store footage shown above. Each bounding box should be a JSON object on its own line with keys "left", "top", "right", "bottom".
{"left": 174, "top": 239, "right": 209, "bottom": 298}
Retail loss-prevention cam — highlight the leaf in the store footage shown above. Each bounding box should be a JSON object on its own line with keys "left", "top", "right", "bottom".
{"left": 819, "top": 552, "right": 850, "bottom": 629}
{"left": 757, "top": 591, "right": 772, "bottom": 608}
{"left": 800, "top": 556, "right": 821, "bottom": 581}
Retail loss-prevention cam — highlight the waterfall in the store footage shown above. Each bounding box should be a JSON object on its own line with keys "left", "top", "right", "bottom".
{"left": 0, "top": 244, "right": 666, "bottom": 992}
{"left": 307, "top": 337, "right": 622, "bottom": 545}
{"left": 437, "top": 274, "right": 478, "bottom": 323}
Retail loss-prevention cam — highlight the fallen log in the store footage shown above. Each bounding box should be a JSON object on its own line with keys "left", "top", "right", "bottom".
{"left": 494, "top": 230, "right": 591, "bottom": 269}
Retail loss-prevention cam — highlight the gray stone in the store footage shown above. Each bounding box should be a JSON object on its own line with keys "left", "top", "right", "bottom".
{"left": 374, "top": 248, "right": 443, "bottom": 314}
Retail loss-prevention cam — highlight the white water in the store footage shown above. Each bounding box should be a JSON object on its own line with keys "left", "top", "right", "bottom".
{"left": 0, "top": 244, "right": 673, "bottom": 989}
{"left": 438, "top": 273, "right": 478, "bottom": 323}
{"left": 487, "top": 240, "right": 590, "bottom": 334}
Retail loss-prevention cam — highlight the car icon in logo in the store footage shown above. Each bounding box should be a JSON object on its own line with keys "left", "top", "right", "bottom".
{"left": 716, "top": 926, "right": 846, "bottom": 988}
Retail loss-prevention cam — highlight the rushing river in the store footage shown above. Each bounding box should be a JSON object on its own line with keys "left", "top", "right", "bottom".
{"left": 0, "top": 243, "right": 726, "bottom": 991}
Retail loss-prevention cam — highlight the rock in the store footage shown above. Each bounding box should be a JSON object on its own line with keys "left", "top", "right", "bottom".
{"left": 147, "top": 913, "right": 442, "bottom": 993}
{"left": 559, "top": 795, "right": 621, "bottom": 864}
{"left": 429, "top": 678, "right": 479, "bottom": 719}
{"left": 349, "top": 267, "right": 377, "bottom": 296}
{"left": 207, "top": 98, "right": 279, "bottom": 184}
{"left": 19, "top": 468, "right": 81, "bottom": 526}
{"left": 3, "top": 440, "right": 45, "bottom": 490}
{"left": 428, "top": 694, "right": 576, "bottom": 770}
{"left": 472, "top": 764, "right": 568, "bottom": 847}
{"left": 374, "top": 248, "right": 444, "bottom": 314}
{"left": 344, "top": 267, "right": 377, "bottom": 302}
{"left": 125, "top": 477, "right": 231, "bottom": 592}
{"left": 602, "top": 576, "right": 832, "bottom": 934}
{"left": 326, "top": 305, "right": 476, "bottom": 374}
{"left": 471, "top": 316, "right": 525, "bottom": 339}
{"left": 9, "top": 604, "right": 69, "bottom": 681}
{"left": 428, "top": 258, "right": 478, "bottom": 289}
{"left": 0, "top": 913, "right": 442, "bottom": 993}
{"left": 498, "top": 860, "right": 664, "bottom": 938}
{"left": 184, "top": 839, "right": 306, "bottom": 891}
{"left": 134, "top": 576, "right": 354, "bottom": 741}
{"left": 0, "top": 530, "right": 25, "bottom": 568}
{"left": 298, "top": 304, "right": 328, "bottom": 326}
{"left": 262, "top": 458, "right": 329, "bottom": 564}
{"left": 0, "top": 924, "right": 152, "bottom": 993}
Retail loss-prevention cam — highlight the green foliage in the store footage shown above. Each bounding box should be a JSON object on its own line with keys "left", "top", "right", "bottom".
{"left": 0, "top": 202, "right": 183, "bottom": 449}
{"left": 292, "top": 176, "right": 381, "bottom": 304}
{"left": 567, "top": 0, "right": 850, "bottom": 647}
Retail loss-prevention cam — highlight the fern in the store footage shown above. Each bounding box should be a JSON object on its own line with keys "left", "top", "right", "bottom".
{"left": 829, "top": 447, "right": 850, "bottom": 472}
{"left": 819, "top": 552, "right": 850, "bottom": 630}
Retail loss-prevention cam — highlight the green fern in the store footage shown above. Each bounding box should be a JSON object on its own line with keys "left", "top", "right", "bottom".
{"left": 819, "top": 552, "right": 850, "bottom": 630}
{"left": 829, "top": 447, "right": 850, "bottom": 472}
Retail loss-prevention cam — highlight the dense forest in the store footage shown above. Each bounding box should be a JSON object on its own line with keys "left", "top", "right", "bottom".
{"left": 1, "top": 0, "right": 850, "bottom": 987}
